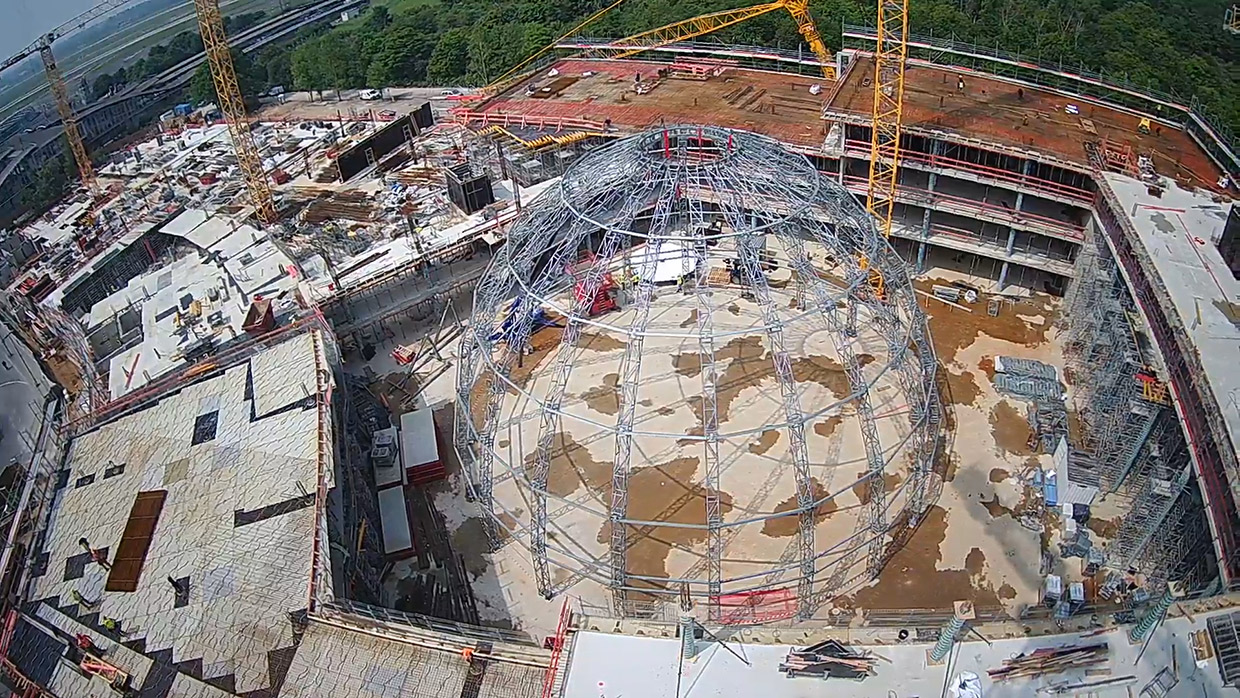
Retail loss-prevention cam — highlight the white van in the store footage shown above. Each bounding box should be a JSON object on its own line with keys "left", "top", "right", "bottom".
{"left": 359, "top": 89, "right": 382, "bottom": 101}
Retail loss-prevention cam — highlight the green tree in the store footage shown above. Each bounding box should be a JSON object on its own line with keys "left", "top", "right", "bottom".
{"left": 291, "top": 39, "right": 330, "bottom": 99}
{"left": 428, "top": 28, "right": 470, "bottom": 84}
{"left": 21, "top": 153, "right": 72, "bottom": 212}
{"left": 367, "top": 24, "right": 437, "bottom": 86}
{"left": 318, "top": 33, "right": 363, "bottom": 97}
{"left": 365, "top": 5, "right": 392, "bottom": 32}
{"left": 189, "top": 49, "right": 263, "bottom": 105}
{"left": 466, "top": 20, "right": 527, "bottom": 85}
{"left": 258, "top": 46, "right": 294, "bottom": 89}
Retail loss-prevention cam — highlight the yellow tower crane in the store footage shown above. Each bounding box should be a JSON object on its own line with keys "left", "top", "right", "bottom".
{"left": 192, "top": 0, "right": 278, "bottom": 224}
{"left": 0, "top": 0, "right": 137, "bottom": 197}
{"left": 481, "top": 0, "right": 908, "bottom": 297}
{"left": 38, "top": 40, "right": 98, "bottom": 195}
{"left": 483, "top": 0, "right": 835, "bottom": 98}
{"left": 865, "top": 0, "right": 909, "bottom": 244}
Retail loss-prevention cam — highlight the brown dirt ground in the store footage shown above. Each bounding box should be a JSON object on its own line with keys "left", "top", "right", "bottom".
{"left": 848, "top": 506, "right": 1002, "bottom": 610}
{"left": 851, "top": 470, "right": 904, "bottom": 505}
{"left": 918, "top": 288, "right": 1055, "bottom": 365}
{"left": 945, "top": 369, "right": 981, "bottom": 406}
{"left": 813, "top": 415, "right": 844, "bottom": 439}
{"left": 580, "top": 373, "right": 621, "bottom": 415}
{"left": 672, "top": 352, "right": 702, "bottom": 378}
{"left": 679, "top": 309, "right": 699, "bottom": 328}
{"left": 998, "top": 583, "right": 1018, "bottom": 600}
{"left": 748, "top": 429, "right": 781, "bottom": 455}
{"left": 989, "top": 468, "right": 1010, "bottom": 483}
{"left": 525, "top": 431, "right": 612, "bottom": 498}
{"left": 990, "top": 401, "right": 1034, "bottom": 455}
{"left": 1086, "top": 516, "right": 1121, "bottom": 540}
{"left": 762, "top": 478, "right": 840, "bottom": 538}
{"left": 579, "top": 331, "right": 626, "bottom": 353}
{"left": 981, "top": 494, "right": 1013, "bottom": 519}
{"left": 978, "top": 356, "right": 997, "bottom": 382}
{"left": 672, "top": 337, "right": 850, "bottom": 424}
{"left": 965, "top": 547, "right": 986, "bottom": 576}
{"left": 596, "top": 456, "right": 735, "bottom": 594}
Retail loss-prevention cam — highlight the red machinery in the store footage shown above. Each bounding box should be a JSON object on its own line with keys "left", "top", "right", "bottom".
{"left": 574, "top": 272, "right": 617, "bottom": 317}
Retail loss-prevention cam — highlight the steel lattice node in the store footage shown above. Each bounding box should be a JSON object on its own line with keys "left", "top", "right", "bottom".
{"left": 455, "top": 126, "right": 941, "bottom": 621}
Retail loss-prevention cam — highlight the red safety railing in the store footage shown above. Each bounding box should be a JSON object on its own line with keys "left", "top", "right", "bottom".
{"left": 541, "top": 599, "right": 572, "bottom": 698}
{"left": 712, "top": 587, "right": 799, "bottom": 624}
{"left": 843, "top": 139, "right": 1094, "bottom": 204}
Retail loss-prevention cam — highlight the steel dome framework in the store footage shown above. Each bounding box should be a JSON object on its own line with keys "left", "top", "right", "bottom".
{"left": 454, "top": 126, "right": 941, "bottom": 619}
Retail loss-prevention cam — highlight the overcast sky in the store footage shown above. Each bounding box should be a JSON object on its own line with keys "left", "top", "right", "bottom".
{"left": 0, "top": 0, "right": 116, "bottom": 58}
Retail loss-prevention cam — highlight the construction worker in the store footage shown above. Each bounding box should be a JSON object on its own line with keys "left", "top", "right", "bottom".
{"left": 101, "top": 617, "right": 120, "bottom": 634}
{"left": 79, "top": 537, "right": 111, "bottom": 570}
{"left": 71, "top": 589, "right": 100, "bottom": 611}
{"left": 461, "top": 646, "right": 475, "bottom": 662}
{"left": 75, "top": 633, "right": 101, "bottom": 656}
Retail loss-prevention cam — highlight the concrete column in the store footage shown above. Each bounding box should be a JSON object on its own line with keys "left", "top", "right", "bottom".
{"left": 927, "top": 172, "right": 938, "bottom": 193}
{"left": 837, "top": 161, "right": 845, "bottom": 185}
{"left": 929, "top": 600, "right": 975, "bottom": 663}
{"left": 1014, "top": 191, "right": 1025, "bottom": 211}
{"left": 1129, "top": 583, "right": 1181, "bottom": 644}
{"left": 917, "top": 242, "right": 927, "bottom": 272}
{"left": 998, "top": 262, "right": 1010, "bottom": 289}
{"left": 1005, "top": 227, "right": 1017, "bottom": 255}
{"left": 921, "top": 208, "right": 932, "bottom": 240}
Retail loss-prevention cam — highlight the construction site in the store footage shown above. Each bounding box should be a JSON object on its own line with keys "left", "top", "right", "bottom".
{"left": 0, "top": 0, "right": 1237, "bottom": 695}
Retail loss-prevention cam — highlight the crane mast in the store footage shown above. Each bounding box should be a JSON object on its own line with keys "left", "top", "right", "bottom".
{"left": 865, "top": 0, "right": 909, "bottom": 241}
{"left": 39, "top": 39, "right": 98, "bottom": 195}
{"left": 192, "top": 0, "right": 278, "bottom": 224}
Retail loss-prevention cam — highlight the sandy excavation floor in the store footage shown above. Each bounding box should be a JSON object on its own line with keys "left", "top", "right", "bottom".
{"left": 834, "top": 274, "right": 1072, "bottom": 620}
{"left": 351, "top": 267, "right": 1085, "bottom": 638}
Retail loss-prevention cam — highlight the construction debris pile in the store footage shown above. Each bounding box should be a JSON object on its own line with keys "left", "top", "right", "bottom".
{"left": 987, "top": 642, "right": 1108, "bottom": 682}
{"left": 994, "top": 356, "right": 1068, "bottom": 452}
{"left": 779, "top": 640, "right": 880, "bottom": 680}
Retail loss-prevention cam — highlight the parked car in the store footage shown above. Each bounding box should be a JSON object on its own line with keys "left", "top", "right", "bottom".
{"left": 359, "top": 89, "right": 382, "bottom": 101}
{"left": 267, "top": 85, "right": 285, "bottom": 97}
{"left": 377, "top": 110, "right": 397, "bottom": 121}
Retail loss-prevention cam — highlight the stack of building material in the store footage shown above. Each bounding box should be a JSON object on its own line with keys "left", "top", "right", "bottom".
{"left": 994, "top": 355, "right": 1068, "bottom": 452}
{"left": 399, "top": 407, "right": 445, "bottom": 485}
{"left": 987, "top": 642, "right": 1108, "bottom": 681}
{"left": 779, "top": 640, "right": 878, "bottom": 680}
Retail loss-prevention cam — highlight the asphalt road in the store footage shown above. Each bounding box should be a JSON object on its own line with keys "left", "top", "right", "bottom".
{"left": 0, "top": 321, "right": 53, "bottom": 471}
{"left": 255, "top": 87, "right": 474, "bottom": 121}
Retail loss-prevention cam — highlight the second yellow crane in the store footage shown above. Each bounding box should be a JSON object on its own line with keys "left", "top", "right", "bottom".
{"left": 192, "top": 0, "right": 278, "bottom": 224}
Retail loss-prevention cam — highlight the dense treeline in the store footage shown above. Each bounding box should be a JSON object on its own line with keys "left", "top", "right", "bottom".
{"left": 277, "top": 0, "right": 1237, "bottom": 132}
{"left": 90, "top": 12, "right": 271, "bottom": 101}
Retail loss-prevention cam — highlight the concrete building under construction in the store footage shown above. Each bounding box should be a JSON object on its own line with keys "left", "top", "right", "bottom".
{"left": 0, "top": 23, "right": 1237, "bottom": 698}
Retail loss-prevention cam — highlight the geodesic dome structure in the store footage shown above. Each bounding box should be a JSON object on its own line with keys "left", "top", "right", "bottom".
{"left": 454, "top": 126, "right": 941, "bottom": 620}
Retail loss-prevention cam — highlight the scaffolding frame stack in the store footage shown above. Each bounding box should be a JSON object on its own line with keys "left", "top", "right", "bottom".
{"left": 1062, "top": 223, "right": 1215, "bottom": 589}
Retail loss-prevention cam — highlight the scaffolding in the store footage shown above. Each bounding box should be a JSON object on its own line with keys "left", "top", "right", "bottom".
{"left": 454, "top": 126, "right": 940, "bottom": 618}
{"left": 1061, "top": 223, "right": 1215, "bottom": 589}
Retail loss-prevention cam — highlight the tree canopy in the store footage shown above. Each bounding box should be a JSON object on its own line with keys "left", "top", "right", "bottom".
{"left": 279, "top": 0, "right": 1237, "bottom": 132}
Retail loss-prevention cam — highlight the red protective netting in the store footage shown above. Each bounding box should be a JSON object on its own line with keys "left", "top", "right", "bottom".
{"left": 712, "top": 587, "right": 798, "bottom": 624}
